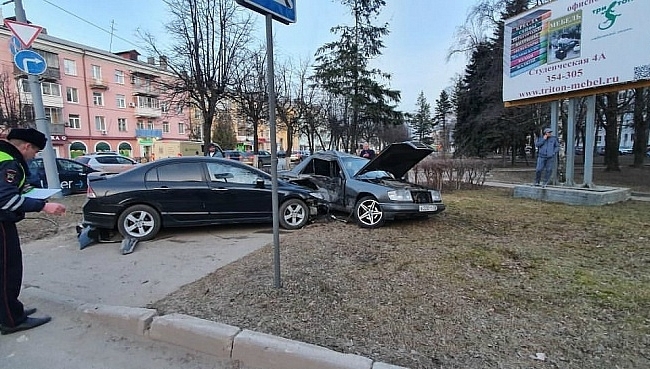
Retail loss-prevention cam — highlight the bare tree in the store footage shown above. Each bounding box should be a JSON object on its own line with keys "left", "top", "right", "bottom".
{"left": 140, "top": 0, "right": 255, "bottom": 154}
{"left": 231, "top": 47, "right": 268, "bottom": 152}
{"left": 0, "top": 71, "right": 27, "bottom": 133}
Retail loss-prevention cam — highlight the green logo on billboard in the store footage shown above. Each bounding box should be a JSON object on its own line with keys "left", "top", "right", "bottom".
{"left": 597, "top": 1, "right": 622, "bottom": 30}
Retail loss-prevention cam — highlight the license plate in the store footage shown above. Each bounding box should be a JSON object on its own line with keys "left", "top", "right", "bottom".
{"left": 419, "top": 204, "right": 437, "bottom": 212}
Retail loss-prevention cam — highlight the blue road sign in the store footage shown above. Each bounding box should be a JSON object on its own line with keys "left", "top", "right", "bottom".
{"left": 14, "top": 49, "right": 47, "bottom": 75}
{"left": 9, "top": 36, "right": 23, "bottom": 56}
{"left": 236, "top": 0, "right": 296, "bottom": 24}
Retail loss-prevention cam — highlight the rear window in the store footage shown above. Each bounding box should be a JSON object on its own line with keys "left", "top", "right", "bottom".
{"left": 76, "top": 157, "right": 90, "bottom": 164}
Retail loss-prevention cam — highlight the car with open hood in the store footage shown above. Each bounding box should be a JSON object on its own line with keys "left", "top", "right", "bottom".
{"left": 279, "top": 141, "right": 445, "bottom": 228}
{"left": 81, "top": 156, "right": 327, "bottom": 241}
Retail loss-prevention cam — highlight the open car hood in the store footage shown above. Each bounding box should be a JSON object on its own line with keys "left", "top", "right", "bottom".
{"left": 355, "top": 141, "right": 434, "bottom": 178}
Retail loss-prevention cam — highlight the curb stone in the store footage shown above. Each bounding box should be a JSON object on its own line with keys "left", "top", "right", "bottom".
{"left": 81, "top": 305, "right": 410, "bottom": 369}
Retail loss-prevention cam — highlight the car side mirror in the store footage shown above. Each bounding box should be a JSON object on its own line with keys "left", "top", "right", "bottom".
{"left": 255, "top": 178, "right": 265, "bottom": 189}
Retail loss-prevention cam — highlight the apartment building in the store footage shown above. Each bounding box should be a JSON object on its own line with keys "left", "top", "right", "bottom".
{"left": 0, "top": 26, "right": 191, "bottom": 159}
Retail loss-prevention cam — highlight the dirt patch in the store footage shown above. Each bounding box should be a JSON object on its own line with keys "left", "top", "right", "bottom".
{"left": 18, "top": 194, "right": 86, "bottom": 244}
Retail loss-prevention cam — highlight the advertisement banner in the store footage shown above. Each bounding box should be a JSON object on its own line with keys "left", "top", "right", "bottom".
{"left": 503, "top": 0, "right": 650, "bottom": 102}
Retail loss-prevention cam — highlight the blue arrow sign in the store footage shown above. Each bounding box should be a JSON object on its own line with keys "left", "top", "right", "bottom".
{"left": 9, "top": 36, "right": 23, "bottom": 56}
{"left": 14, "top": 49, "right": 47, "bottom": 75}
{"left": 236, "top": 0, "right": 296, "bottom": 24}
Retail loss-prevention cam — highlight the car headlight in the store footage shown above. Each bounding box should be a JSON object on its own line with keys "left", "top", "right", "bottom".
{"left": 309, "top": 192, "right": 325, "bottom": 200}
{"left": 430, "top": 190, "right": 442, "bottom": 201}
{"left": 387, "top": 189, "right": 412, "bottom": 201}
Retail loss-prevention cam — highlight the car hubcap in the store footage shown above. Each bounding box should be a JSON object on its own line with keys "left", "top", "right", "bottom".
{"left": 124, "top": 211, "right": 155, "bottom": 237}
{"left": 357, "top": 199, "right": 382, "bottom": 226}
{"left": 283, "top": 203, "right": 306, "bottom": 226}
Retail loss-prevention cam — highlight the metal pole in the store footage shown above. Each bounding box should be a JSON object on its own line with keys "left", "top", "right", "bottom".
{"left": 550, "top": 101, "right": 559, "bottom": 185}
{"left": 14, "top": 0, "right": 60, "bottom": 193}
{"left": 583, "top": 95, "right": 596, "bottom": 187}
{"left": 565, "top": 98, "right": 576, "bottom": 186}
{"left": 266, "top": 14, "right": 281, "bottom": 289}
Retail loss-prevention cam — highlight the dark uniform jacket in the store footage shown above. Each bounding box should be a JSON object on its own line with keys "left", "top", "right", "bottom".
{"left": 0, "top": 141, "right": 46, "bottom": 222}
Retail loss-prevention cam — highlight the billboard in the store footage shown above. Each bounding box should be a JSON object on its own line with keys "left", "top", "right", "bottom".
{"left": 503, "top": 0, "right": 650, "bottom": 102}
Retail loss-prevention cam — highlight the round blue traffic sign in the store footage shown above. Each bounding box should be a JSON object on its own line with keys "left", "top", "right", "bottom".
{"left": 14, "top": 49, "right": 47, "bottom": 75}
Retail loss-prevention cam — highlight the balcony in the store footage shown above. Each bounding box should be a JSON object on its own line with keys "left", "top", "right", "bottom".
{"left": 135, "top": 129, "right": 163, "bottom": 139}
{"left": 132, "top": 85, "right": 160, "bottom": 96}
{"left": 134, "top": 106, "right": 162, "bottom": 118}
{"left": 50, "top": 123, "right": 66, "bottom": 135}
{"left": 89, "top": 79, "right": 109, "bottom": 90}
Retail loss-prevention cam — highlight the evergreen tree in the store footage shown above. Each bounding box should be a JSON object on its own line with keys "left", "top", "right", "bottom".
{"left": 434, "top": 90, "right": 453, "bottom": 153}
{"left": 312, "top": 0, "right": 400, "bottom": 152}
{"left": 411, "top": 91, "right": 433, "bottom": 143}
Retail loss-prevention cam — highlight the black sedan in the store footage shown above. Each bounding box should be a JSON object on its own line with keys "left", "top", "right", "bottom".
{"left": 28, "top": 157, "right": 99, "bottom": 195}
{"left": 81, "top": 157, "right": 326, "bottom": 240}
{"left": 280, "top": 141, "right": 446, "bottom": 228}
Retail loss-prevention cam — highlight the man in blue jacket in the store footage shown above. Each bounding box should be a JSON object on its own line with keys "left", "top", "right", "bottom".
{"left": 0, "top": 128, "right": 66, "bottom": 335}
{"left": 534, "top": 127, "right": 560, "bottom": 186}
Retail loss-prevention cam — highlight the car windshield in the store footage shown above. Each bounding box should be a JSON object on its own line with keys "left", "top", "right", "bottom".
{"left": 339, "top": 156, "right": 392, "bottom": 179}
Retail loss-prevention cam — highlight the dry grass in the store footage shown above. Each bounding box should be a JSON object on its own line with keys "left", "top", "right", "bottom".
{"left": 152, "top": 188, "right": 650, "bottom": 369}
{"left": 19, "top": 164, "right": 650, "bottom": 368}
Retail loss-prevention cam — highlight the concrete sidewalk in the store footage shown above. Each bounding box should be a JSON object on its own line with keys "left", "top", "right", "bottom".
{"left": 1, "top": 224, "right": 406, "bottom": 369}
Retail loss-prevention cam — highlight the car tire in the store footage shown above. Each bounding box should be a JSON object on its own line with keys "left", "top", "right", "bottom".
{"left": 354, "top": 196, "right": 385, "bottom": 228}
{"left": 117, "top": 204, "right": 162, "bottom": 241}
{"left": 279, "top": 198, "right": 309, "bottom": 230}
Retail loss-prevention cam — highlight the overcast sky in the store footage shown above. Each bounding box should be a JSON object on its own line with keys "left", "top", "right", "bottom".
{"left": 6, "top": 0, "right": 481, "bottom": 112}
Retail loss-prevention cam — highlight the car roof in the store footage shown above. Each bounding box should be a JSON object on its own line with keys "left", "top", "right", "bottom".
{"left": 294, "top": 142, "right": 434, "bottom": 178}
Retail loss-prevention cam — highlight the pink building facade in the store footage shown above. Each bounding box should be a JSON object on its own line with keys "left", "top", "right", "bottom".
{"left": 0, "top": 26, "right": 191, "bottom": 159}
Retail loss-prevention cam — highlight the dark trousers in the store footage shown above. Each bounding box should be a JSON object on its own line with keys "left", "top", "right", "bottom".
{"left": 535, "top": 155, "right": 555, "bottom": 185}
{"left": 0, "top": 221, "right": 26, "bottom": 328}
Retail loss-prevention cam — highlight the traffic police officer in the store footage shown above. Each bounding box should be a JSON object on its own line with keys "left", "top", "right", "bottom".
{"left": 0, "top": 128, "right": 66, "bottom": 335}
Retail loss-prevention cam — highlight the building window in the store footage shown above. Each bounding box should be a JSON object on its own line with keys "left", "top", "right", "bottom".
{"left": 69, "top": 114, "right": 81, "bottom": 129}
{"left": 95, "top": 116, "right": 106, "bottom": 131}
{"left": 116, "top": 94, "right": 126, "bottom": 108}
{"left": 66, "top": 87, "right": 79, "bottom": 103}
{"left": 44, "top": 107, "right": 63, "bottom": 124}
{"left": 136, "top": 96, "right": 159, "bottom": 109}
{"left": 162, "top": 121, "right": 170, "bottom": 133}
{"left": 147, "top": 120, "right": 154, "bottom": 130}
{"left": 114, "top": 70, "right": 124, "bottom": 84}
{"left": 178, "top": 122, "right": 186, "bottom": 134}
{"left": 118, "top": 118, "right": 127, "bottom": 132}
{"left": 64, "top": 59, "right": 77, "bottom": 76}
{"left": 160, "top": 102, "right": 168, "bottom": 113}
{"left": 137, "top": 120, "right": 145, "bottom": 130}
{"left": 92, "top": 92, "right": 104, "bottom": 106}
{"left": 41, "top": 82, "right": 61, "bottom": 97}
{"left": 91, "top": 65, "right": 102, "bottom": 80}
{"left": 33, "top": 49, "right": 59, "bottom": 68}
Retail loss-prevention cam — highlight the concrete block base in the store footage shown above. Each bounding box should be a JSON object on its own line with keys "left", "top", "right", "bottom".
{"left": 513, "top": 184, "right": 631, "bottom": 205}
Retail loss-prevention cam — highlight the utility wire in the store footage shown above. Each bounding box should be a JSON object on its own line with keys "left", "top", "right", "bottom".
{"left": 39, "top": 0, "right": 140, "bottom": 49}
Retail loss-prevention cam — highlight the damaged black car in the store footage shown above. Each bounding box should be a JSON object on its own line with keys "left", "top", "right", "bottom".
{"left": 279, "top": 141, "right": 445, "bottom": 228}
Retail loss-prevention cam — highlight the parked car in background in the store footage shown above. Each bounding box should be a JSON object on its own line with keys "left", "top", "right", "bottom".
{"left": 75, "top": 152, "right": 138, "bottom": 173}
{"left": 82, "top": 157, "right": 327, "bottom": 240}
{"left": 618, "top": 146, "right": 633, "bottom": 155}
{"left": 28, "top": 157, "right": 99, "bottom": 195}
{"left": 290, "top": 150, "right": 310, "bottom": 163}
{"left": 253, "top": 150, "right": 272, "bottom": 169}
{"left": 224, "top": 150, "right": 243, "bottom": 162}
{"left": 596, "top": 146, "right": 606, "bottom": 156}
{"left": 279, "top": 141, "right": 445, "bottom": 229}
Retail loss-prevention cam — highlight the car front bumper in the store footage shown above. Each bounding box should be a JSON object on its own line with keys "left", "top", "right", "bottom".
{"left": 379, "top": 201, "right": 446, "bottom": 220}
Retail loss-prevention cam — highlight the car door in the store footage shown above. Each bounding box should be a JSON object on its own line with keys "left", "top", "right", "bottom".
{"left": 57, "top": 159, "right": 94, "bottom": 193}
{"left": 144, "top": 161, "right": 212, "bottom": 224}
{"left": 205, "top": 161, "right": 271, "bottom": 221}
